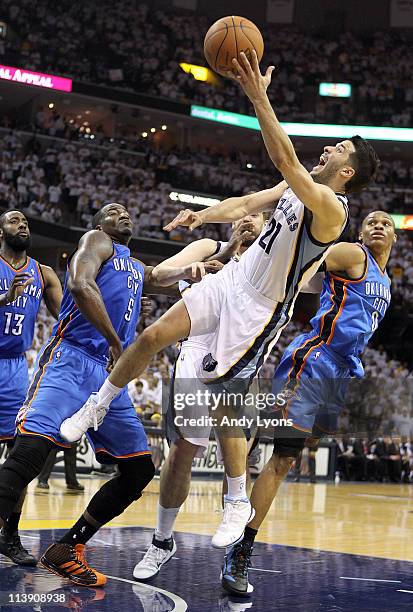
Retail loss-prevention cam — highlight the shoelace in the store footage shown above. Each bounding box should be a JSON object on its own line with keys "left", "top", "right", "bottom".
{"left": 73, "top": 548, "right": 95, "bottom": 578}
{"left": 142, "top": 544, "right": 169, "bottom": 568}
{"left": 222, "top": 499, "right": 247, "bottom": 527}
{"left": 75, "top": 400, "right": 104, "bottom": 432}
{"left": 232, "top": 546, "right": 252, "bottom": 578}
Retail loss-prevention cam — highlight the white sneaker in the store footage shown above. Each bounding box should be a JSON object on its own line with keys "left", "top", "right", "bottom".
{"left": 60, "top": 393, "right": 108, "bottom": 442}
{"left": 133, "top": 535, "right": 177, "bottom": 581}
{"left": 212, "top": 497, "right": 255, "bottom": 549}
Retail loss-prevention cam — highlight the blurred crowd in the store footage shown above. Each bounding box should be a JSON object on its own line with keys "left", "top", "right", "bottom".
{"left": 1, "top": 2, "right": 413, "bottom": 126}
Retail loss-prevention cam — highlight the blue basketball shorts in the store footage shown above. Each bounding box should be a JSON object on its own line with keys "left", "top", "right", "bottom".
{"left": 0, "top": 356, "right": 29, "bottom": 441}
{"left": 271, "top": 334, "right": 351, "bottom": 437}
{"left": 17, "top": 339, "right": 150, "bottom": 462}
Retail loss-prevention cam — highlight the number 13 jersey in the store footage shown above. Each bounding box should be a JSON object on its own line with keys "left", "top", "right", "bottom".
{"left": 0, "top": 255, "right": 44, "bottom": 357}
{"left": 53, "top": 242, "right": 144, "bottom": 363}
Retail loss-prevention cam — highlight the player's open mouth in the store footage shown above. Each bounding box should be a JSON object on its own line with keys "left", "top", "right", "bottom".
{"left": 371, "top": 232, "right": 385, "bottom": 238}
{"left": 18, "top": 232, "right": 29, "bottom": 237}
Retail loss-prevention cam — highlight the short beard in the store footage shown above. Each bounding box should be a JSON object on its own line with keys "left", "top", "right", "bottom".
{"left": 312, "top": 163, "right": 340, "bottom": 186}
{"left": 3, "top": 233, "right": 31, "bottom": 252}
{"left": 242, "top": 236, "right": 258, "bottom": 248}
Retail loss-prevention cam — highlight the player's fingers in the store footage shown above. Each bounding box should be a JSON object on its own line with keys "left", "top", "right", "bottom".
{"left": 265, "top": 66, "right": 275, "bottom": 81}
{"left": 251, "top": 49, "right": 260, "bottom": 73}
{"left": 163, "top": 210, "right": 185, "bottom": 231}
{"left": 232, "top": 58, "right": 246, "bottom": 81}
{"left": 239, "top": 52, "right": 254, "bottom": 77}
{"left": 189, "top": 217, "right": 201, "bottom": 231}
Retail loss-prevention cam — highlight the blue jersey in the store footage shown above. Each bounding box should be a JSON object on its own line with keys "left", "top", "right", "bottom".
{"left": 308, "top": 245, "right": 391, "bottom": 374}
{"left": 0, "top": 255, "right": 44, "bottom": 357}
{"left": 52, "top": 242, "right": 144, "bottom": 362}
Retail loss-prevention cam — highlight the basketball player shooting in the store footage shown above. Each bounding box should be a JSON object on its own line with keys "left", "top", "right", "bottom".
{"left": 67, "top": 53, "right": 379, "bottom": 551}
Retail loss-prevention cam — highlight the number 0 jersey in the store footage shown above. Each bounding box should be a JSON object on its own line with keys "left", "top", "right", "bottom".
{"left": 52, "top": 241, "right": 144, "bottom": 362}
{"left": 308, "top": 245, "right": 391, "bottom": 376}
{"left": 0, "top": 255, "right": 44, "bottom": 357}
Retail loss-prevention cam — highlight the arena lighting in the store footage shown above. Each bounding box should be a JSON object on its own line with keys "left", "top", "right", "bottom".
{"left": 169, "top": 190, "right": 220, "bottom": 207}
{"left": 141, "top": 132, "right": 148, "bottom": 138}
{"left": 391, "top": 215, "right": 413, "bottom": 230}
{"left": 179, "top": 62, "right": 210, "bottom": 82}
{"left": 150, "top": 127, "right": 156, "bottom": 133}
{"left": 48, "top": 102, "right": 54, "bottom": 109}
{"left": 319, "top": 82, "right": 352, "bottom": 97}
{"left": 0, "top": 64, "right": 72, "bottom": 92}
{"left": 190, "top": 105, "right": 413, "bottom": 142}
{"left": 161, "top": 125, "right": 167, "bottom": 130}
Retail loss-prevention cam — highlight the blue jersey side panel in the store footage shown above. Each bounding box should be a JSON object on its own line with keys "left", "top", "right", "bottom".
{"left": 0, "top": 256, "right": 44, "bottom": 356}
{"left": 52, "top": 242, "right": 144, "bottom": 361}
{"left": 309, "top": 246, "right": 391, "bottom": 368}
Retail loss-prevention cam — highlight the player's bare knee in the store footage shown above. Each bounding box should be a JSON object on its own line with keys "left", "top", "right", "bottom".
{"left": 168, "top": 440, "right": 197, "bottom": 474}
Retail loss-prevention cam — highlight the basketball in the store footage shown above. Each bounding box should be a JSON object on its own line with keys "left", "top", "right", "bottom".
{"left": 204, "top": 15, "right": 264, "bottom": 78}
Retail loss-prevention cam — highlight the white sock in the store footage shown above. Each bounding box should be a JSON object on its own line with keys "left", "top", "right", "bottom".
{"left": 96, "top": 379, "right": 121, "bottom": 408}
{"left": 226, "top": 473, "right": 247, "bottom": 501}
{"left": 155, "top": 504, "right": 180, "bottom": 541}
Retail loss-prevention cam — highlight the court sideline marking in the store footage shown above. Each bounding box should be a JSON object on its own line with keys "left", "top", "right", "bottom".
{"left": 106, "top": 574, "right": 187, "bottom": 611}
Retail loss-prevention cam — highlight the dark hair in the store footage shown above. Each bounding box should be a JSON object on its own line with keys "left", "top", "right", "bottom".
{"left": 345, "top": 136, "right": 380, "bottom": 194}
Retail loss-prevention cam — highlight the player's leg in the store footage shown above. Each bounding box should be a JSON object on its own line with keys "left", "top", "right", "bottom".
{"left": 221, "top": 439, "right": 301, "bottom": 596}
{"left": 41, "top": 385, "right": 155, "bottom": 586}
{"left": 0, "top": 357, "right": 43, "bottom": 565}
{"left": 41, "top": 454, "right": 155, "bottom": 586}
{"left": 61, "top": 300, "right": 193, "bottom": 440}
{"left": 37, "top": 447, "right": 57, "bottom": 490}
{"left": 0, "top": 435, "right": 55, "bottom": 532}
{"left": 133, "top": 439, "right": 199, "bottom": 581}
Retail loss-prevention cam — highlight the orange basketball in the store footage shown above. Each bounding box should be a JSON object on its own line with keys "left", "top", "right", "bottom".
{"left": 204, "top": 15, "right": 264, "bottom": 78}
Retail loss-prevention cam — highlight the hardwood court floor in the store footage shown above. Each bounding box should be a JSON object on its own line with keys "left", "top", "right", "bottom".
{"left": 20, "top": 476, "right": 413, "bottom": 562}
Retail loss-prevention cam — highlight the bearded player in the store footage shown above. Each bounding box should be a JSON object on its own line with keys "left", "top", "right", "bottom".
{"left": 0, "top": 210, "right": 62, "bottom": 565}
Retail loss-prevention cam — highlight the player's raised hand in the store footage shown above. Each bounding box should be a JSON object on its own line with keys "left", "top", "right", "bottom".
{"left": 163, "top": 209, "right": 203, "bottom": 232}
{"left": 6, "top": 273, "right": 34, "bottom": 303}
{"left": 230, "top": 50, "right": 275, "bottom": 103}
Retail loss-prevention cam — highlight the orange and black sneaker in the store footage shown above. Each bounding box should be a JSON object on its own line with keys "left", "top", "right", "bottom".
{"left": 40, "top": 542, "right": 107, "bottom": 587}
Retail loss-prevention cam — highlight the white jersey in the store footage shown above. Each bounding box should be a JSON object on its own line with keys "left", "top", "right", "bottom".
{"left": 182, "top": 188, "right": 348, "bottom": 388}
{"left": 240, "top": 186, "right": 348, "bottom": 303}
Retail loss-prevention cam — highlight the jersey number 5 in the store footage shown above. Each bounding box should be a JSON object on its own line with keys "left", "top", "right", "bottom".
{"left": 3, "top": 312, "right": 25, "bottom": 336}
{"left": 259, "top": 219, "right": 282, "bottom": 254}
{"left": 125, "top": 298, "right": 135, "bottom": 322}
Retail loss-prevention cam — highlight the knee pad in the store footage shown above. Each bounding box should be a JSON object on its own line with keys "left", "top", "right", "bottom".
{"left": 273, "top": 436, "right": 306, "bottom": 458}
{"left": 0, "top": 435, "right": 53, "bottom": 521}
{"left": 87, "top": 455, "right": 155, "bottom": 524}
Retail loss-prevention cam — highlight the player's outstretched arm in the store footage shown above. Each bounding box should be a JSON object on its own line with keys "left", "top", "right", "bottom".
{"left": 163, "top": 182, "right": 286, "bottom": 232}
{"left": 232, "top": 51, "right": 346, "bottom": 238}
{"left": 41, "top": 265, "right": 63, "bottom": 319}
{"left": 154, "top": 238, "right": 219, "bottom": 268}
{"left": 68, "top": 230, "right": 123, "bottom": 365}
{"left": 143, "top": 260, "right": 221, "bottom": 291}
{"left": 325, "top": 243, "right": 367, "bottom": 278}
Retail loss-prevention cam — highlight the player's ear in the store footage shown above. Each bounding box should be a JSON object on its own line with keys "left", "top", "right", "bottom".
{"left": 341, "top": 166, "right": 355, "bottom": 180}
{"left": 393, "top": 233, "right": 398, "bottom": 243}
{"left": 358, "top": 232, "right": 363, "bottom": 242}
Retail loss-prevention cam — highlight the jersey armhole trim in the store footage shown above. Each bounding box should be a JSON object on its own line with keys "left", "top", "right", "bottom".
{"left": 36, "top": 261, "right": 45, "bottom": 292}
{"left": 303, "top": 198, "right": 348, "bottom": 247}
{"left": 329, "top": 245, "right": 368, "bottom": 284}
